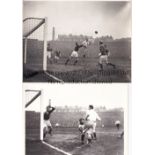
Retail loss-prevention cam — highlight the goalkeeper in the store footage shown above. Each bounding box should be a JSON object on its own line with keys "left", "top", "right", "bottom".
{"left": 43, "top": 100, "right": 56, "bottom": 139}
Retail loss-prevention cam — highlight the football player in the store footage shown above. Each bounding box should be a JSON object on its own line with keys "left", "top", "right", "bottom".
{"left": 98, "top": 42, "right": 116, "bottom": 69}
{"left": 65, "top": 42, "right": 83, "bottom": 65}
{"left": 43, "top": 100, "right": 56, "bottom": 139}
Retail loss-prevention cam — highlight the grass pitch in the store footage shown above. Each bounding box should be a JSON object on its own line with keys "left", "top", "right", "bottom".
{"left": 23, "top": 40, "right": 131, "bottom": 83}
{"left": 26, "top": 127, "right": 124, "bottom": 155}
{"left": 23, "top": 57, "right": 130, "bottom": 82}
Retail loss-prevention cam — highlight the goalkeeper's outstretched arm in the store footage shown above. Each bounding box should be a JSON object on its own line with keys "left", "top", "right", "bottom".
{"left": 49, "top": 107, "right": 56, "bottom": 114}
{"left": 46, "top": 104, "right": 56, "bottom": 114}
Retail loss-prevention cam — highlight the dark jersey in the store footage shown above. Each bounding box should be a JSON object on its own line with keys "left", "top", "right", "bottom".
{"left": 44, "top": 107, "right": 55, "bottom": 120}
{"left": 100, "top": 45, "right": 109, "bottom": 55}
{"left": 79, "top": 118, "right": 85, "bottom": 125}
{"left": 44, "top": 111, "right": 50, "bottom": 120}
{"left": 47, "top": 47, "right": 52, "bottom": 52}
{"left": 55, "top": 51, "right": 61, "bottom": 57}
{"left": 74, "top": 44, "right": 83, "bottom": 51}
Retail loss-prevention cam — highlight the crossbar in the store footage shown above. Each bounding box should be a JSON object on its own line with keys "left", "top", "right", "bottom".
{"left": 23, "top": 19, "right": 45, "bottom": 38}
{"left": 25, "top": 91, "right": 41, "bottom": 108}
{"left": 25, "top": 90, "right": 41, "bottom": 92}
{"left": 23, "top": 17, "right": 44, "bottom": 22}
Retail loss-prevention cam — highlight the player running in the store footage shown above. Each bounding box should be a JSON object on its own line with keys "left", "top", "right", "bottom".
{"left": 98, "top": 41, "right": 116, "bottom": 70}
{"left": 65, "top": 42, "right": 83, "bottom": 65}
{"left": 43, "top": 100, "right": 56, "bottom": 139}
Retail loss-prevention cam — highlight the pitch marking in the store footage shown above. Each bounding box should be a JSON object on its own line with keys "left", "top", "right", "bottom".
{"left": 42, "top": 141, "right": 72, "bottom": 155}
{"left": 44, "top": 71, "right": 64, "bottom": 83}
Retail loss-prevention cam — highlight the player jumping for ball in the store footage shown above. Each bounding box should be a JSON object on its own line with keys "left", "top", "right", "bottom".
{"left": 85, "top": 105, "right": 101, "bottom": 141}
{"left": 78, "top": 105, "right": 101, "bottom": 144}
{"left": 43, "top": 100, "right": 56, "bottom": 139}
{"left": 65, "top": 42, "right": 83, "bottom": 65}
{"left": 81, "top": 31, "right": 99, "bottom": 59}
{"left": 82, "top": 38, "right": 90, "bottom": 58}
{"left": 98, "top": 41, "right": 116, "bottom": 70}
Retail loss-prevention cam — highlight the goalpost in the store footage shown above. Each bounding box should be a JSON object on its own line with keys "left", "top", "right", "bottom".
{"left": 24, "top": 89, "right": 72, "bottom": 155}
{"left": 23, "top": 17, "right": 64, "bottom": 82}
{"left": 24, "top": 89, "right": 44, "bottom": 141}
{"left": 23, "top": 17, "right": 48, "bottom": 71}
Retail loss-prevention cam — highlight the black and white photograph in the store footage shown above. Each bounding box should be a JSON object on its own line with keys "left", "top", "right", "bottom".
{"left": 23, "top": 1, "right": 131, "bottom": 83}
{"left": 24, "top": 84, "right": 128, "bottom": 155}
{"left": 4, "top": 0, "right": 155, "bottom": 155}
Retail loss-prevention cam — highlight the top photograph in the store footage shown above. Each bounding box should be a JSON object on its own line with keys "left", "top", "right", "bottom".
{"left": 23, "top": 1, "right": 131, "bottom": 83}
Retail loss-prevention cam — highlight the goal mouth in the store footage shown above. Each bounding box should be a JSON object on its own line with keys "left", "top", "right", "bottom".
{"left": 23, "top": 17, "right": 47, "bottom": 71}
{"left": 23, "top": 18, "right": 45, "bottom": 38}
{"left": 25, "top": 89, "right": 43, "bottom": 141}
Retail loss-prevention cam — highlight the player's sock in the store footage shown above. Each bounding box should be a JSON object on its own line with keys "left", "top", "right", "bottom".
{"left": 87, "top": 138, "right": 92, "bottom": 144}
{"left": 65, "top": 59, "right": 69, "bottom": 65}
{"left": 120, "top": 131, "right": 124, "bottom": 138}
{"left": 43, "top": 132, "right": 46, "bottom": 139}
{"left": 48, "top": 127, "right": 52, "bottom": 135}
{"left": 81, "top": 134, "right": 85, "bottom": 143}
{"left": 99, "top": 64, "right": 103, "bottom": 70}
{"left": 116, "top": 124, "right": 120, "bottom": 130}
{"left": 93, "top": 132, "right": 97, "bottom": 140}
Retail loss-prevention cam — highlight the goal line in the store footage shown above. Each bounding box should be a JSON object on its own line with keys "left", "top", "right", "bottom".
{"left": 42, "top": 141, "right": 72, "bottom": 155}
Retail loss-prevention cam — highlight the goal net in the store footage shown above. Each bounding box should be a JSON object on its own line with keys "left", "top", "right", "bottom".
{"left": 23, "top": 17, "right": 47, "bottom": 73}
{"left": 24, "top": 89, "right": 44, "bottom": 141}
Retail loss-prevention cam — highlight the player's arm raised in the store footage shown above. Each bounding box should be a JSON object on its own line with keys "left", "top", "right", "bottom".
{"left": 48, "top": 106, "right": 56, "bottom": 114}
{"left": 96, "top": 112, "right": 101, "bottom": 121}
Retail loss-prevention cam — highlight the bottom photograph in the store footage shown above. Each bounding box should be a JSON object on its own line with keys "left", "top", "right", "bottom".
{"left": 23, "top": 84, "right": 128, "bottom": 155}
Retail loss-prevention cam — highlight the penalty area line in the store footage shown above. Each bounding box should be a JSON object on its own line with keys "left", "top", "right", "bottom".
{"left": 42, "top": 141, "right": 72, "bottom": 155}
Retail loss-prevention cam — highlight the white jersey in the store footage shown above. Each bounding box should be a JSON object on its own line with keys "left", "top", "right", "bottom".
{"left": 86, "top": 109, "right": 101, "bottom": 122}
{"left": 115, "top": 120, "right": 121, "bottom": 125}
{"left": 82, "top": 40, "right": 89, "bottom": 48}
